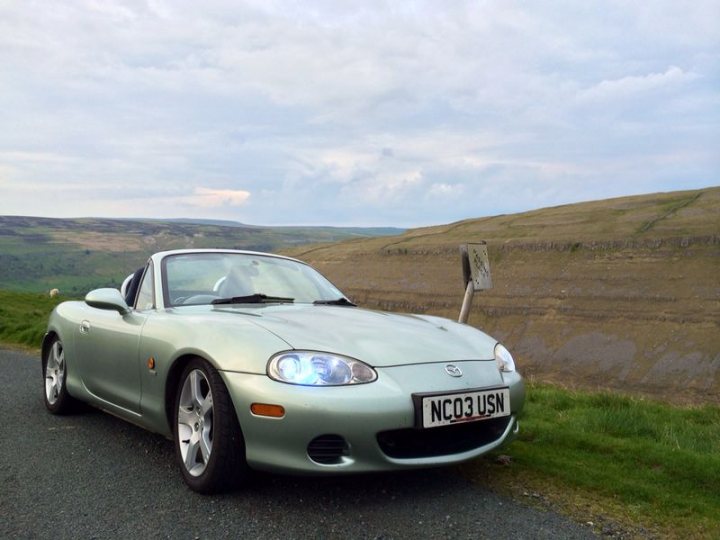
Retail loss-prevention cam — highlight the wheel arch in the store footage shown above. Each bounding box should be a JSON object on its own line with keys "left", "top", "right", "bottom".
{"left": 41, "top": 331, "right": 58, "bottom": 365}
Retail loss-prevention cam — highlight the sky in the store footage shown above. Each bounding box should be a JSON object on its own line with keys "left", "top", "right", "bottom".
{"left": 1, "top": 1, "right": 718, "bottom": 227}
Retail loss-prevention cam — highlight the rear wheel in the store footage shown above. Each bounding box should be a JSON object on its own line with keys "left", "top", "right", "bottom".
{"left": 174, "top": 357, "right": 248, "bottom": 493}
{"left": 42, "top": 337, "right": 77, "bottom": 414}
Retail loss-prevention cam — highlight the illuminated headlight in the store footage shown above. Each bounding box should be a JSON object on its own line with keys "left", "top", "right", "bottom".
{"left": 494, "top": 343, "right": 516, "bottom": 372}
{"left": 267, "top": 351, "right": 377, "bottom": 386}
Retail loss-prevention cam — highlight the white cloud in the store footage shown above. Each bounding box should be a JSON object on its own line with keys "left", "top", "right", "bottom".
{"left": 577, "top": 66, "right": 698, "bottom": 103}
{"left": 183, "top": 187, "right": 251, "bottom": 208}
{"left": 428, "top": 182, "right": 464, "bottom": 198}
{"left": 343, "top": 169, "right": 423, "bottom": 204}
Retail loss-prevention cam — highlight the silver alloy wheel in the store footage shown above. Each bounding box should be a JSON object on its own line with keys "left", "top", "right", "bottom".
{"left": 177, "top": 369, "right": 214, "bottom": 477}
{"left": 45, "top": 340, "right": 65, "bottom": 405}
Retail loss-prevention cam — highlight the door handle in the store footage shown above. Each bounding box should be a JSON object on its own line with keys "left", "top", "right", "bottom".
{"left": 80, "top": 320, "right": 91, "bottom": 334}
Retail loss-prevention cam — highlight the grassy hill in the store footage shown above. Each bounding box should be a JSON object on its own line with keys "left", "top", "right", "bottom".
{"left": 2, "top": 189, "right": 717, "bottom": 403}
{"left": 0, "top": 216, "right": 402, "bottom": 293}
{"left": 284, "top": 187, "right": 720, "bottom": 405}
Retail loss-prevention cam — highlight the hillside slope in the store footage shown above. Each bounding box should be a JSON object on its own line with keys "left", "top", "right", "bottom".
{"left": 285, "top": 187, "right": 720, "bottom": 404}
{"left": 0, "top": 216, "right": 401, "bottom": 292}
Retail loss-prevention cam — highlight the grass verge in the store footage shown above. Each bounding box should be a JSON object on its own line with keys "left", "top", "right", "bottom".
{"left": 0, "top": 290, "right": 65, "bottom": 349}
{"left": 463, "top": 382, "right": 720, "bottom": 538}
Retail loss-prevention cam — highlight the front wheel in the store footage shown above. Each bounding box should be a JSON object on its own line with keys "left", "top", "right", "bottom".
{"left": 174, "top": 358, "right": 249, "bottom": 493}
{"left": 42, "top": 336, "right": 77, "bottom": 414}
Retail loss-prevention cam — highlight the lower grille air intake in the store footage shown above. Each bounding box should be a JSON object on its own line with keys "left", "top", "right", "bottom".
{"left": 377, "top": 416, "right": 512, "bottom": 459}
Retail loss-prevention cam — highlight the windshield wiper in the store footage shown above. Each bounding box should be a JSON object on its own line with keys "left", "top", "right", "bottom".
{"left": 212, "top": 294, "right": 295, "bottom": 305}
{"left": 313, "top": 297, "right": 357, "bottom": 306}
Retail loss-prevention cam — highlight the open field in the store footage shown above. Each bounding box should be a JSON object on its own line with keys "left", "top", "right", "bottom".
{"left": 0, "top": 216, "right": 402, "bottom": 293}
{"left": 0, "top": 290, "right": 65, "bottom": 348}
{"left": 284, "top": 187, "right": 720, "bottom": 405}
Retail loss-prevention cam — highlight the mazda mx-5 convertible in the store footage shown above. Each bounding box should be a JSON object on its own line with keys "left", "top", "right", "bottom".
{"left": 42, "top": 249, "right": 525, "bottom": 493}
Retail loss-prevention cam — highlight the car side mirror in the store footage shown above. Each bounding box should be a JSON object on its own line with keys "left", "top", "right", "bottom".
{"left": 85, "top": 288, "right": 131, "bottom": 315}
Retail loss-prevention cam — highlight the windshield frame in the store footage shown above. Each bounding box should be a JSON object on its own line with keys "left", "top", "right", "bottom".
{"left": 160, "top": 251, "right": 347, "bottom": 308}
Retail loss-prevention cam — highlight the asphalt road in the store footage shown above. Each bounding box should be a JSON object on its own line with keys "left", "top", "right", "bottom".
{"left": 1, "top": 347, "right": 595, "bottom": 539}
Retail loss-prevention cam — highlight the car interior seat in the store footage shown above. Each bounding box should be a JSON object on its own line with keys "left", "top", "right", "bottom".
{"left": 217, "top": 266, "right": 254, "bottom": 298}
{"left": 124, "top": 267, "right": 145, "bottom": 307}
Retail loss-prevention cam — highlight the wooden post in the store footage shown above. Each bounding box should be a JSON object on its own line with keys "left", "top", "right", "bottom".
{"left": 458, "top": 280, "right": 474, "bottom": 324}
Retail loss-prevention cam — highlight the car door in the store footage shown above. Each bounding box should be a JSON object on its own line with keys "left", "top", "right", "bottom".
{"left": 75, "top": 262, "right": 155, "bottom": 414}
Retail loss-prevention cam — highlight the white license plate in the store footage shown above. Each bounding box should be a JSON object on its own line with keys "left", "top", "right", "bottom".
{"left": 421, "top": 387, "right": 510, "bottom": 428}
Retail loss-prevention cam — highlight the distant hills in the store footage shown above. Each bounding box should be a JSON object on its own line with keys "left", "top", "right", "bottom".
{"left": 140, "top": 217, "right": 403, "bottom": 236}
{"left": 283, "top": 187, "right": 720, "bottom": 404}
{"left": 2, "top": 188, "right": 718, "bottom": 403}
{"left": 0, "top": 216, "right": 402, "bottom": 293}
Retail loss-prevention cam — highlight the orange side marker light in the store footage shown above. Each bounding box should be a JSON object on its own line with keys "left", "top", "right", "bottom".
{"left": 147, "top": 357, "right": 155, "bottom": 369}
{"left": 251, "top": 403, "right": 285, "bottom": 418}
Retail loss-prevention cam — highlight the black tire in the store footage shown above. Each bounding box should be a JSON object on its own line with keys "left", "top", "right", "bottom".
{"left": 173, "top": 357, "right": 249, "bottom": 493}
{"left": 42, "top": 336, "right": 77, "bottom": 414}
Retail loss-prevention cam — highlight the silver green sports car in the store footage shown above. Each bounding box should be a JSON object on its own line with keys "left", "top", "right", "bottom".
{"left": 42, "top": 249, "right": 525, "bottom": 493}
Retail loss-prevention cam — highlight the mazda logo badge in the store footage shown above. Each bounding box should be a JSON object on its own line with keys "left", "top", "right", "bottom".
{"left": 445, "top": 364, "right": 463, "bottom": 377}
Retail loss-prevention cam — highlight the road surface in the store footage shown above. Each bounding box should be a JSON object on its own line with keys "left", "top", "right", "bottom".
{"left": 0, "top": 347, "right": 595, "bottom": 539}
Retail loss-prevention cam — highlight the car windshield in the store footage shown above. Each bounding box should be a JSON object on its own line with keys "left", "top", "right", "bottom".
{"left": 162, "top": 252, "right": 347, "bottom": 307}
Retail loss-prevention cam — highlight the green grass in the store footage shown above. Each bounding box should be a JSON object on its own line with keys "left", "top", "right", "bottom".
{"left": 0, "top": 290, "right": 66, "bottom": 348}
{"left": 465, "top": 383, "right": 720, "bottom": 537}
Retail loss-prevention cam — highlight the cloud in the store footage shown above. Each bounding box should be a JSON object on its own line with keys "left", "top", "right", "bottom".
{"left": 183, "top": 188, "right": 251, "bottom": 208}
{"left": 427, "top": 183, "right": 464, "bottom": 199}
{"left": 577, "top": 66, "right": 698, "bottom": 103}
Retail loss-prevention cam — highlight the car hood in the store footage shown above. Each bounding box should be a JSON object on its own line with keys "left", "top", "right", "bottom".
{"left": 212, "top": 304, "right": 498, "bottom": 367}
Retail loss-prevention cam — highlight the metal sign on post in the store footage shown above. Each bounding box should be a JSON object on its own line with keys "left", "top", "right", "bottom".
{"left": 458, "top": 242, "right": 492, "bottom": 323}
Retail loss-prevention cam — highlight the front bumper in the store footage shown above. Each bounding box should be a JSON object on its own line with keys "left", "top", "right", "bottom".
{"left": 221, "top": 361, "right": 525, "bottom": 474}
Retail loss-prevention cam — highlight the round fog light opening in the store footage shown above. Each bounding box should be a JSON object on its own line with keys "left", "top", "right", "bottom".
{"left": 307, "top": 434, "right": 350, "bottom": 465}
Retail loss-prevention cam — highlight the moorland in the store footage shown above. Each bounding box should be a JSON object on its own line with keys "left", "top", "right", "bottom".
{"left": 0, "top": 216, "right": 401, "bottom": 292}
{"left": 286, "top": 187, "right": 720, "bottom": 405}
